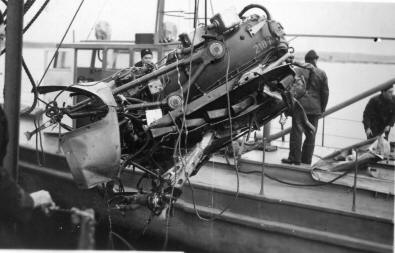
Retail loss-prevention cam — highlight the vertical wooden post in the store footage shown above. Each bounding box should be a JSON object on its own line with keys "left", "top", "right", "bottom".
{"left": 3, "top": 0, "right": 24, "bottom": 180}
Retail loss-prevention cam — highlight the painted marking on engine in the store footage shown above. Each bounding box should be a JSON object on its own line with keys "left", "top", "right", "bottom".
{"left": 253, "top": 37, "right": 276, "bottom": 55}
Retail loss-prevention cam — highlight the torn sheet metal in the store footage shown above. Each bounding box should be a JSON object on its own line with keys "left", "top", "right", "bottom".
{"left": 60, "top": 83, "right": 120, "bottom": 189}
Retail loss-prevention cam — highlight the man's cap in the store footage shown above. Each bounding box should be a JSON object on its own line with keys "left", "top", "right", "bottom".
{"left": 381, "top": 84, "right": 394, "bottom": 93}
{"left": 0, "top": 10, "right": 3, "bottom": 24}
{"left": 141, "top": 48, "right": 153, "bottom": 58}
{"left": 305, "top": 50, "right": 319, "bottom": 62}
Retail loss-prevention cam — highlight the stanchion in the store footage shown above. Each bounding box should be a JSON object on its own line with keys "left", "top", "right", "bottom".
{"left": 260, "top": 135, "right": 266, "bottom": 195}
{"left": 352, "top": 149, "right": 358, "bottom": 211}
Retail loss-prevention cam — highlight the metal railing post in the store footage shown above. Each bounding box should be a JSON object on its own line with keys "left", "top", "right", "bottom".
{"left": 352, "top": 149, "right": 358, "bottom": 211}
{"left": 321, "top": 117, "right": 325, "bottom": 146}
{"left": 260, "top": 129, "right": 266, "bottom": 195}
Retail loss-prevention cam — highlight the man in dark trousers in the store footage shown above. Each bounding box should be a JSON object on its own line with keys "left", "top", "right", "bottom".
{"left": 282, "top": 50, "right": 329, "bottom": 165}
{"left": 363, "top": 85, "right": 394, "bottom": 139}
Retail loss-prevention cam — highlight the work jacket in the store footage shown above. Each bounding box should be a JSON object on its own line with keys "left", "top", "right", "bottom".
{"left": 363, "top": 94, "right": 395, "bottom": 136}
{"left": 0, "top": 168, "right": 34, "bottom": 247}
{"left": 295, "top": 64, "right": 329, "bottom": 116}
{"left": 1, "top": 106, "right": 34, "bottom": 246}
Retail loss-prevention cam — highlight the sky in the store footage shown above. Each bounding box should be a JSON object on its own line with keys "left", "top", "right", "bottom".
{"left": 8, "top": 0, "right": 393, "bottom": 56}
{"left": 16, "top": 1, "right": 394, "bottom": 39}
{"left": 1, "top": 0, "right": 394, "bottom": 145}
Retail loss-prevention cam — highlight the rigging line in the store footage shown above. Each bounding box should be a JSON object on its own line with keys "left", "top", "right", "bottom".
{"left": 85, "top": 0, "right": 109, "bottom": 40}
{"left": 204, "top": 0, "right": 207, "bottom": 29}
{"left": 172, "top": 53, "right": 186, "bottom": 164}
{"left": 37, "top": 0, "right": 85, "bottom": 87}
{"left": 4, "top": 0, "right": 36, "bottom": 24}
{"left": 22, "top": 0, "right": 50, "bottom": 34}
{"left": 193, "top": 0, "right": 198, "bottom": 28}
{"left": 0, "top": 0, "right": 50, "bottom": 56}
{"left": 23, "top": 0, "right": 35, "bottom": 13}
{"left": 20, "top": 57, "right": 39, "bottom": 114}
{"left": 209, "top": 0, "right": 214, "bottom": 16}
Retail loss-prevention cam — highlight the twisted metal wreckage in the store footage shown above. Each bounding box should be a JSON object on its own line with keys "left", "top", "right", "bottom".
{"left": 27, "top": 4, "right": 314, "bottom": 216}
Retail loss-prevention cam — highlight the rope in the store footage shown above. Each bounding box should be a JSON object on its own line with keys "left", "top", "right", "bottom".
{"left": 239, "top": 168, "right": 350, "bottom": 187}
{"left": 23, "top": 0, "right": 36, "bottom": 15}
{"left": 22, "top": 0, "right": 50, "bottom": 34}
{"left": 20, "top": 57, "right": 38, "bottom": 114}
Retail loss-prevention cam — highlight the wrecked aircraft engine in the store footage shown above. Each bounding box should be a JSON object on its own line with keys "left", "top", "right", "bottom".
{"left": 30, "top": 4, "right": 313, "bottom": 215}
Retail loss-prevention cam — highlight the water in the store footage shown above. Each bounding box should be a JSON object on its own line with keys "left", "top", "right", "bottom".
{"left": 271, "top": 61, "right": 395, "bottom": 148}
{"left": 1, "top": 48, "right": 394, "bottom": 149}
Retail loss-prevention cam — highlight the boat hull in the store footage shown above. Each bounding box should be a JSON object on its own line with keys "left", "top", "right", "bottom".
{"left": 18, "top": 146, "right": 393, "bottom": 252}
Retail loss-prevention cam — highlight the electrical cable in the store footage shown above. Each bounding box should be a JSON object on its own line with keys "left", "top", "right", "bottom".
{"left": 180, "top": 0, "right": 199, "bottom": 154}
{"left": 162, "top": 2, "right": 200, "bottom": 248}
{"left": 186, "top": 42, "right": 241, "bottom": 222}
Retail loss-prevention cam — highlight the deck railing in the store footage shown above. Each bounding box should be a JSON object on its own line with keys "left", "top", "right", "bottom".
{"left": 268, "top": 77, "right": 395, "bottom": 145}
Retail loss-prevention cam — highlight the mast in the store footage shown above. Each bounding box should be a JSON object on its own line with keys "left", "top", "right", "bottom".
{"left": 154, "top": 0, "right": 165, "bottom": 44}
{"left": 3, "top": 0, "right": 24, "bottom": 180}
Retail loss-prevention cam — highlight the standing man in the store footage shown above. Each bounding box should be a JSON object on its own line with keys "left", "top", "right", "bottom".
{"left": 363, "top": 86, "right": 395, "bottom": 139}
{"left": 282, "top": 50, "right": 329, "bottom": 165}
